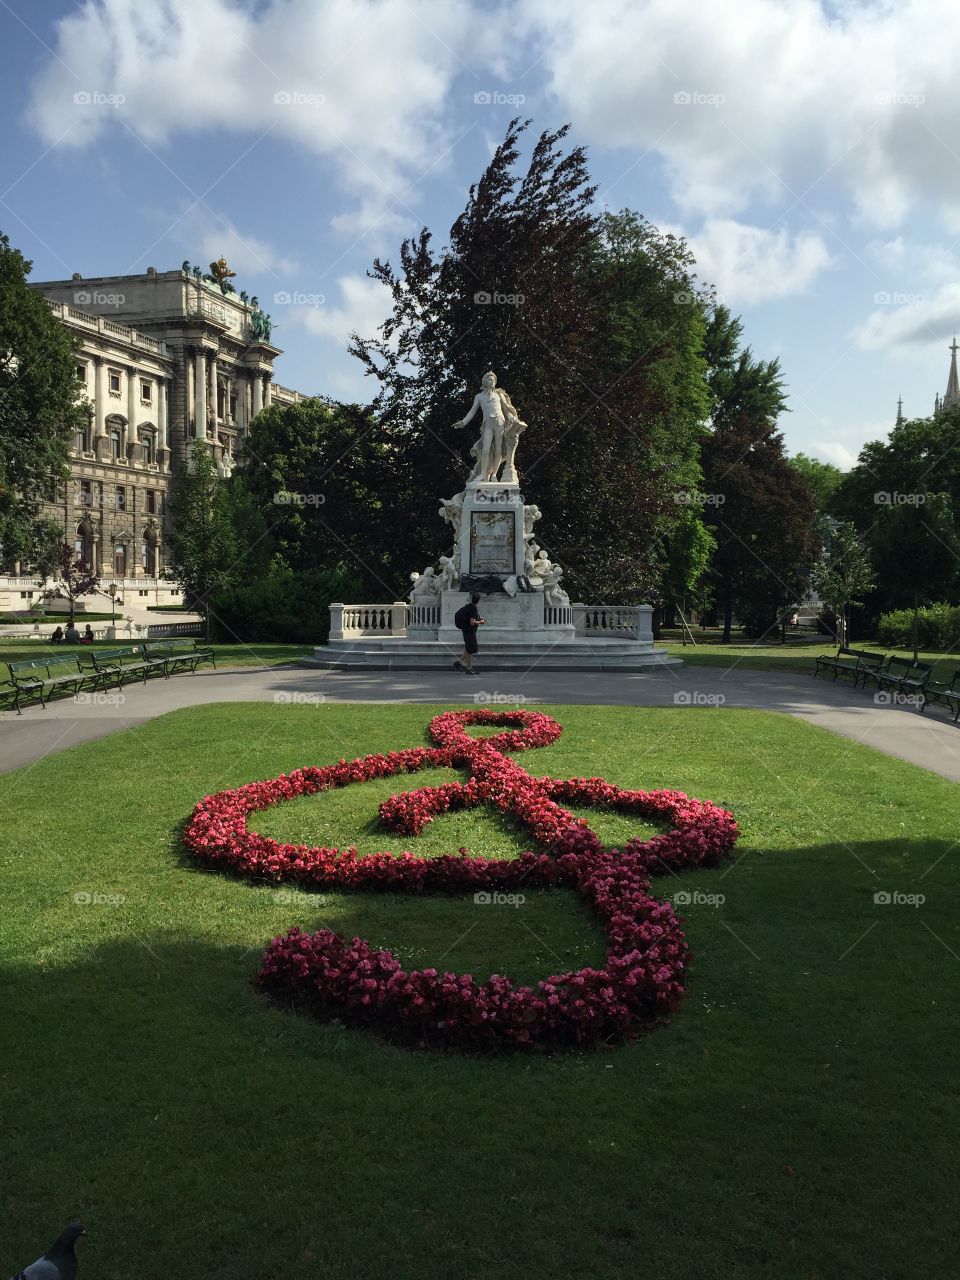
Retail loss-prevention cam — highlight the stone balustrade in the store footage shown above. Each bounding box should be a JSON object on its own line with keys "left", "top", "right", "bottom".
{"left": 329, "top": 602, "right": 409, "bottom": 640}
{"left": 573, "top": 604, "right": 653, "bottom": 641}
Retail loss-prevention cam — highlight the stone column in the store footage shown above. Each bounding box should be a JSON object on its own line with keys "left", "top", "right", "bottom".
{"left": 128, "top": 486, "right": 137, "bottom": 579}
{"left": 329, "top": 603, "right": 344, "bottom": 641}
{"left": 252, "top": 372, "right": 263, "bottom": 419}
{"left": 264, "top": 374, "right": 273, "bottom": 407}
{"left": 157, "top": 376, "right": 168, "bottom": 459}
{"left": 195, "top": 347, "right": 207, "bottom": 440}
{"left": 235, "top": 373, "right": 246, "bottom": 435}
{"left": 208, "top": 350, "right": 218, "bottom": 437}
{"left": 127, "top": 366, "right": 138, "bottom": 456}
{"left": 94, "top": 357, "right": 107, "bottom": 439}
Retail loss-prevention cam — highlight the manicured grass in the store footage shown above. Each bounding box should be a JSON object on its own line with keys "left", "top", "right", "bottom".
{"left": 1, "top": 702, "right": 958, "bottom": 1278}
{"left": 0, "top": 639, "right": 311, "bottom": 669}
{"left": 661, "top": 635, "right": 960, "bottom": 682}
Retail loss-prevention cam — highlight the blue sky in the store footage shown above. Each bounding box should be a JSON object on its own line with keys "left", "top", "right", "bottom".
{"left": 4, "top": 0, "right": 960, "bottom": 467}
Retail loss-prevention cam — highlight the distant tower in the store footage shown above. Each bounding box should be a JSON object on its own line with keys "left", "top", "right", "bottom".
{"left": 942, "top": 337, "right": 960, "bottom": 413}
{"left": 895, "top": 394, "right": 904, "bottom": 426}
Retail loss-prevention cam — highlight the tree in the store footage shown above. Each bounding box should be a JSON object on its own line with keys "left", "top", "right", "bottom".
{"left": 661, "top": 508, "right": 715, "bottom": 641}
{"left": 349, "top": 119, "right": 711, "bottom": 601}
{"left": 0, "top": 232, "right": 87, "bottom": 568}
{"left": 811, "top": 519, "right": 874, "bottom": 646}
{"left": 166, "top": 443, "right": 239, "bottom": 638}
{"left": 237, "top": 398, "right": 391, "bottom": 596}
{"left": 870, "top": 493, "right": 960, "bottom": 658}
{"left": 41, "top": 542, "right": 99, "bottom": 625}
{"left": 699, "top": 308, "right": 819, "bottom": 641}
{"left": 789, "top": 453, "right": 844, "bottom": 511}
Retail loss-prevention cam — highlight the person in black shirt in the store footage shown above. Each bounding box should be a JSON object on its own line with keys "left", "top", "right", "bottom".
{"left": 453, "top": 594, "right": 484, "bottom": 675}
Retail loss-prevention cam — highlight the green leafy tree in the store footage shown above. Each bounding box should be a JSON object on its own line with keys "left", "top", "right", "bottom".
{"left": 40, "top": 541, "right": 99, "bottom": 625}
{"left": 349, "top": 119, "right": 711, "bottom": 601}
{"left": 700, "top": 308, "right": 819, "bottom": 640}
{"left": 811, "top": 519, "right": 875, "bottom": 646}
{"left": 790, "top": 453, "right": 844, "bottom": 511}
{"left": 166, "top": 442, "right": 239, "bottom": 638}
{"left": 237, "top": 398, "right": 393, "bottom": 597}
{"left": 870, "top": 494, "right": 960, "bottom": 658}
{"left": 661, "top": 508, "right": 716, "bottom": 641}
{"left": 0, "top": 232, "right": 87, "bottom": 568}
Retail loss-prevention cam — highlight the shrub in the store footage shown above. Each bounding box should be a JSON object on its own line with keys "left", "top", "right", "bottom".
{"left": 209, "top": 564, "right": 357, "bottom": 644}
{"left": 876, "top": 603, "right": 960, "bottom": 649}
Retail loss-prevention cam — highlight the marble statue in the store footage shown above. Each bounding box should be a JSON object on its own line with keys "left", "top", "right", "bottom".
{"left": 523, "top": 503, "right": 542, "bottom": 540}
{"left": 409, "top": 566, "right": 440, "bottom": 600}
{"left": 454, "top": 371, "right": 527, "bottom": 483}
{"left": 438, "top": 555, "right": 458, "bottom": 590}
{"left": 439, "top": 495, "right": 463, "bottom": 539}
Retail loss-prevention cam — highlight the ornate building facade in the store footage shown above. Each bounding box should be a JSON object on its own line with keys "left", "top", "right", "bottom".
{"left": 0, "top": 265, "right": 308, "bottom": 613}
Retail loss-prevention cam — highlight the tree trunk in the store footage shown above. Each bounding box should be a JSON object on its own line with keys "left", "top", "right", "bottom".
{"left": 912, "top": 589, "right": 919, "bottom": 662}
{"left": 722, "top": 598, "right": 733, "bottom": 645}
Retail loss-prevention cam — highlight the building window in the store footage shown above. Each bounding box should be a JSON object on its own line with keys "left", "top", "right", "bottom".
{"left": 73, "top": 426, "right": 88, "bottom": 453}
{"left": 114, "top": 544, "right": 127, "bottom": 576}
{"left": 109, "top": 371, "right": 121, "bottom": 394}
{"left": 146, "top": 490, "right": 156, "bottom": 514}
{"left": 110, "top": 429, "right": 122, "bottom": 460}
{"left": 230, "top": 391, "right": 237, "bottom": 420}
{"left": 116, "top": 485, "right": 126, "bottom": 511}
{"left": 140, "top": 433, "right": 154, "bottom": 465}
{"left": 140, "top": 380, "right": 152, "bottom": 403}
{"left": 79, "top": 479, "right": 92, "bottom": 507}
{"left": 76, "top": 363, "right": 87, "bottom": 383}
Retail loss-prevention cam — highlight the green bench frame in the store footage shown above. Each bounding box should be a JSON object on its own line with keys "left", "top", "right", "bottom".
{"left": 87, "top": 646, "right": 167, "bottom": 688}
{"left": 924, "top": 668, "right": 960, "bottom": 722}
{"left": 140, "top": 639, "right": 216, "bottom": 675}
{"left": 814, "top": 647, "right": 887, "bottom": 687}
{"left": 6, "top": 656, "right": 107, "bottom": 714}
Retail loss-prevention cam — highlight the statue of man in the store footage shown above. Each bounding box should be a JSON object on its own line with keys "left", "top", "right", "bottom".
{"left": 454, "top": 371, "right": 527, "bottom": 483}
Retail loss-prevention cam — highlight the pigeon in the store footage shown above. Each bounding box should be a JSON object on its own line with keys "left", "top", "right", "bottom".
{"left": 9, "top": 1222, "right": 85, "bottom": 1280}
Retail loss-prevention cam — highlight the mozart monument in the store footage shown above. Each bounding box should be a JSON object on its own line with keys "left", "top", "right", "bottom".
{"left": 316, "top": 370, "right": 679, "bottom": 670}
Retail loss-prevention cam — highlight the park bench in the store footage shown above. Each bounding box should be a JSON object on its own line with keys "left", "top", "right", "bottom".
{"left": 87, "top": 645, "right": 166, "bottom": 688}
{"left": 6, "top": 655, "right": 104, "bottom": 714}
{"left": 922, "top": 668, "right": 960, "bottom": 722}
{"left": 140, "top": 639, "right": 216, "bottom": 675}
{"left": 814, "top": 647, "right": 887, "bottom": 686}
{"left": 862, "top": 657, "right": 934, "bottom": 705}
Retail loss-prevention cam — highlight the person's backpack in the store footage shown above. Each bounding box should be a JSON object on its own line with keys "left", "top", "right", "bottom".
{"left": 454, "top": 605, "right": 470, "bottom": 629}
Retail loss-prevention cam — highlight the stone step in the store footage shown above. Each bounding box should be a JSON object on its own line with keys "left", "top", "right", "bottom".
{"left": 309, "top": 638, "right": 682, "bottom": 671}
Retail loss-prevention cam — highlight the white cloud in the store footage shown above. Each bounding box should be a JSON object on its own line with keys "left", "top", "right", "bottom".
{"left": 851, "top": 283, "right": 960, "bottom": 349}
{"left": 523, "top": 0, "right": 960, "bottom": 230}
{"left": 810, "top": 440, "right": 859, "bottom": 470}
{"left": 26, "top": 0, "right": 487, "bottom": 230}
{"left": 295, "top": 273, "right": 387, "bottom": 350}
{"left": 682, "top": 219, "right": 832, "bottom": 305}
{"left": 197, "top": 224, "right": 296, "bottom": 277}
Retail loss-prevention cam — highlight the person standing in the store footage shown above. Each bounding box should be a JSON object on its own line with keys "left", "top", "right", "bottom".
{"left": 453, "top": 594, "right": 484, "bottom": 675}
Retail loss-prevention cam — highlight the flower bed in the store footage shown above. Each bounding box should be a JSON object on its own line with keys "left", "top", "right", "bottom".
{"left": 183, "top": 709, "right": 739, "bottom": 1051}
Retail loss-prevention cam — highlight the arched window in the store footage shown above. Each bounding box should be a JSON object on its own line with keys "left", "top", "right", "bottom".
{"left": 140, "top": 430, "right": 155, "bottom": 465}
{"left": 141, "top": 525, "right": 158, "bottom": 576}
{"left": 114, "top": 542, "right": 127, "bottom": 577}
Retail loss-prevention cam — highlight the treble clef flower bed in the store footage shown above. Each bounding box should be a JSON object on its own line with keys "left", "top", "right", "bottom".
{"left": 183, "top": 710, "right": 740, "bottom": 1052}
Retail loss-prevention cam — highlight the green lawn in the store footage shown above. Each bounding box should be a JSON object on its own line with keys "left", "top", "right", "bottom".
{"left": 2, "top": 702, "right": 957, "bottom": 1279}
{"left": 661, "top": 633, "right": 960, "bottom": 682}
{"left": 0, "top": 638, "right": 311, "bottom": 669}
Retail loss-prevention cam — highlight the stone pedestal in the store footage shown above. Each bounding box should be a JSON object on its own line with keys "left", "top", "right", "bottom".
{"left": 457, "top": 481, "right": 524, "bottom": 578}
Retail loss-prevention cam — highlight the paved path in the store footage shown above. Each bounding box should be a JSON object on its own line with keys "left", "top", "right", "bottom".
{"left": 2, "top": 663, "right": 960, "bottom": 782}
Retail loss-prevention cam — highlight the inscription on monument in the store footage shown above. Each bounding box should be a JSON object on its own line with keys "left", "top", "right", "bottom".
{"left": 469, "top": 511, "right": 516, "bottom": 574}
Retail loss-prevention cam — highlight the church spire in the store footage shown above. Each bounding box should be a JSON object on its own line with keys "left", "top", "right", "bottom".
{"left": 896, "top": 394, "right": 904, "bottom": 426}
{"left": 944, "top": 337, "right": 960, "bottom": 411}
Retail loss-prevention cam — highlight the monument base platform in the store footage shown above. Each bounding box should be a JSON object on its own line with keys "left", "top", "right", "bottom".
{"left": 308, "top": 636, "right": 682, "bottom": 672}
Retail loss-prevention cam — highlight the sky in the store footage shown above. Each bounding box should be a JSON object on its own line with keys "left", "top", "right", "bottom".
{"left": 3, "top": 0, "right": 960, "bottom": 469}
